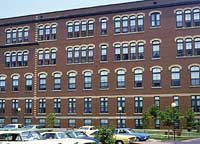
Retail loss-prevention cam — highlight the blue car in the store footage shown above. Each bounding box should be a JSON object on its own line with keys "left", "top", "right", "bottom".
{"left": 66, "top": 130, "right": 100, "bottom": 144}
{"left": 115, "top": 128, "right": 150, "bottom": 141}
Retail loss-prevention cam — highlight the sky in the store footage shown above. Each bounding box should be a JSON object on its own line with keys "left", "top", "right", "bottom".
{"left": 0, "top": 0, "right": 140, "bottom": 19}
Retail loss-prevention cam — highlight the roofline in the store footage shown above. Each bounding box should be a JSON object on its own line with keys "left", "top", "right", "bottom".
{"left": 0, "top": 0, "right": 200, "bottom": 27}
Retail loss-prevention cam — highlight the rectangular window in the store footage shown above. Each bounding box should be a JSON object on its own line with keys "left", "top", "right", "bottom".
{"left": 191, "top": 96, "right": 200, "bottom": 112}
{"left": 45, "top": 26, "right": 50, "bottom": 40}
{"left": 12, "top": 30, "right": 17, "bottom": 43}
{"left": 74, "top": 22, "right": 80, "bottom": 37}
{"left": 122, "top": 17, "right": 128, "bottom": 33}
{"left": 101, "top": 19, "right": 107, "bottom": 35}
{"left": 130, "top": 43, "right": 136, "bottom": 60}
{"left": 114, "top": 45, "right": 121, "bottom": 61}
{"left": 12, "top": 99, "right": 19, "bottom": 113}
{"left": 122, "top": 44, "right": 128, "bottom": 60}
{"left": 130, "top": 16, "right": 136, "bottom": 32}
{"left": 24, "top": 118, "right": 32, "bottom": 126}
{"left": 173, "top": 96, "right": 179, "bottom": 110}
{"left": 81, "top": 47, "right": 87, "bottom": 63}
{"left": 67, "top": 48, "right": 73, "bottom": 64}
{"left": 101, "top": 45, "right": 107, "bottom": 61}
{"left": 138, "top": 43, "right": 144, "bottom": 59}
{"left": 68, "top": 98, "right": 76, "bottom": 113}
{"left": 155, "top": 119, "right": 160, "bottom": 129}
{"left": 100, "top": 119, "right": 108, "bottom": 128}
{"left": 0, "top": 100, "right": 5, "bottom": 113}
{"left": 117, "top": 97, "right": 125, "bottom": 113}
{"left": 135, "top": 119, "right": 143, "bottom": 129}
{"left": 84, "top": 98, "right": 92, "bottom": 113}
{"left": 154, "top": 96, "right": 160, "bottom": 108}
{"left": 6, "top": 30, "right": 11, "bottom": 44}
{"left": 74, "top": 48, "right": 79, "bottom": 63}
{"left": 152, "top": 42, "right": 160, "bottom": 58}
{"left": 54, "top": 99, "right": 61, "bottom": 113}
{"left": 137, "top": 16, "right": 144, "bottom": 31}
{"left": 185, "top": 39, "right": 192, "bottom": 56}
{"left": 68, "top": 119, "right": 76, "bottom": 128}
{"left": 24, "top": 28, "right": 29, "bottom": 42}
{"left": 18, "top": 29, "right": 23, "bottom": 43}
{"left": 151, "top": 13, "right": 160, "bottom": 27}
{"left": 38, "top": 27, "right": 44, "bottom": 41}
{"left": 194, "top": 38, "right": 200, "bottom": 56}
{"left": 51, "top": 25, "right": 57, "bottom": 40}
{"left": 39, "top": 99, "right": 46, "bottom": 113}
{"left": 100, "top": 97, "right": 108, "bottom": 113}
{"left": 67, "top": 23, "right": 73, "bottom": 38}
{"left": 117, "top": 119, "right": 126, "bottom": 128}
{"left": 194, "top": 9, "right": 200, "bottom": 26}
{"left": 114, "top": 18, "right": 121, "bottom": 33}
{"left": 39, "top": 119, "right": 46, "bottom": 128}
{"left": 88, "top": 47, "right": 94, "bottom": 62}
{"left": 25, "top": 99, "right": 32, "bottom": 113}
{"left": 84, "top": 119, "right": 92, "bottom": 126}
{"left": 0, "top": 78, "right": 6, "bottom": 92}
{"left": 134, "top": 97, "right": 143, "bottom": 113}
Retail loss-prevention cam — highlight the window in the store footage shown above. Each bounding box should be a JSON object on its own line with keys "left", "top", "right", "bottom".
{"left": 74, "top": 47, "right": 79, "bottom": 63}
{"left": 12, "top": 29, "right": 17, "bottom": 43}
{"left": 39, "top": 99, "right": 46, "bottom": 113}
{"left": 23, "top": 51, "right": 28, "bottom": 66}
{"left": 154, "top": 96, "right": 160, "bottom": 108}
{"left": 39, "top": 119, "right": 46, "bottom": 128}
{"left": 122, "top": 16, "right": 128, "bottom": 33}
{"left": 38, "top": 26, "right": 44, "bottom": 41}
{"left": 117, "top": 119, "right": 126, "bottom": 128}
{"left": 88, "top": 46, "right": 94, "bottom": 62}
{"left": 114, "top": 17, "right": 121, "bottom": 33}
{"left": 24, "top": 28, "right": 29, "bottom": 42}
{"left": 68, "top": 72, "right": 76, "bottom": 90}
{"left": 6, "top": 30, "right": 11, "bottom": 44}
{"left": 185, "top": 10, "right": 192, "bottom": 27}
{"left": 100, "top": 71, "right": 109, "bottom": 89}
{"left": 152, "top": 68, "right": 161, "bottom": 87}
{"left": 152, "top": 41, "right": 160, "bottom": 58}
{"left": 5, "top": 53, "right": 11, "bottom": 67}
{"left": 135, "top": 119, "right": 143, "bottom": 129}
{"left": 51, "top": 49, "right": 56, "bottom": 64}
{"left": 100, "top": 18, "right": 107, "bottom": 35}
{"left": 12, "top": 75, "right": 19, "bottom": 91}
{"left": 88, "top": 20, "right": 94, "bottom": 36}
{"left": 176, "top": 39, "right": 184, "bottom": 57}
{"left": 122, "top": 43, "right": 128, "bottom": 60}
{"left": 67, "top": 48, "right": 73, "bottom": 64}
{"left": 39, "top": 74, "right": 47, "bottom": 90}
{"left": 84, "top": 98, "right": 92, "bottom": 113}
{"left": 84, "top": 119, "right": 92, "bottom": 126}
{"left": 0, "top": 100, "right": 5, "bottom": 113}
{"left": 130, "top": 15, "right": 136, "bottom": 32}
{"left": 44, "top": 50, "right": 50, "bottom": 65}
{"left": 18, "top": 29, "right": 23, "bottom": 43}
{"left": 11, "top": 52, "right": 17, "bottom": 67}
{"left": 171, "top": 67, "right": 181, "bottom": 86}
{"left": 84, "top": 71, "right": 92, "bottom": 89}
{"left": 81, "top": 46, "right": 87, "bottom": 63}
{"left": 68, "top": 98, "right": 76, "bottom": 113}
{"left": 137, "top": 15, "right": 144, "bottom": 31}
{"left": 134, "top": 97, "right": 143, "bottom": 113}
{"left": 114, "top": 44, "right": 121, "bottom": 61}
{"left": 25, "top": 74, "right": 32, "bottom": 91}
{"left": 12, "top": 99, "right": 19, "bottom": 113}
{"left": 190, "top": 66, "right": 200, "bottom": 86}
{"left": 173, "top": 96, "right": 179, "bottom": 110}
{"left": 24, "top": 118, "right": 32, "bottom": 126}
{"left": 54, "top": 119, "right": 61, "bottom": 128}
{"left": 54, "top": 98, "right": 61, "bottom": 113}
{"left": 53, "top": 73, "right": 61, "bottom": 90}
{"left": 0, "top": 76, "right": 6, "bottom": 92}
{"left": 100, "top": 119, "right": 108, "bottom": 128}
{"left": 185, "top": 38, "right": 192, "bottom": 56}
{"left": 194, "top": 37, "right": 200, "bottom": 56}
{"left": 81, "top": 21, "right": 87, "bottom": 37}
{"left": 101, "top": 45, "right": 107, "bottom": 61}
{"left": 151, "top": 12, "right": 160, "bottom": 27}
{"left": 74, "top": 22, "right": 80, "bottom": 37}
{"left": 191, "top": 96, "right": 200, "bottom": 112}
{"left": 134, "top": 69, "right": 143, "bottom": 88}
{"left": 193, "top": 9, "right": 200, "bottom": 26}
{"left": 130, "top": 42, "right": 136, "bottom": 60}
{"left": 117, "top": 70, "right": 125, "bottom": 88}
{"left": 25, "top": 99, "right": 32, "bottom": 113}
{"left": 138, "top": 42, "right": 144, "bottom": 59}
{"left": 100, "top": 97, "right": 108, "bottom": 113}
{"left": 17, "top": 52, "right": 22, "bottom": 66}
{"left": 155, "top": 119, "right": 160, "bottom": 129}
{"left": 51, "top": 24, "right": 57, "bottom": 40}
{"left": 176, "top": 11, "right": 183, "bottom": 28}
{"left": 38, "top": 50, "right": 43, "bottom": 65}
{"left": 67, "top": 22, "right": 73, "bottom": 38}
{"left": 11, "top": 118, "right": 18, "bottom": 124}
{"left": 68, "top": 119, "right": 76, "bottom": 128}
{"left": 45, "top": 25, "right": 50, "bottom": 40}
{"left": 117, "top": 97, "right": 125, "bottom": 113}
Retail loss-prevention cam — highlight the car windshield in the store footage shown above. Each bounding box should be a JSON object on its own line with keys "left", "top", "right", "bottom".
{"left": 74, "top": 131, "right": 87, "bottom": 137}
{"left": 57, "top": 132, "right": 67, "bottom": 139}
{"left": 21, "top": 131, "right": 42, "bottom": 141}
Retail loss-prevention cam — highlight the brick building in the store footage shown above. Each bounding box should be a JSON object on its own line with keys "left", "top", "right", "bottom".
{"left": 0, "top": 0, "right": 200, "bottom": 129}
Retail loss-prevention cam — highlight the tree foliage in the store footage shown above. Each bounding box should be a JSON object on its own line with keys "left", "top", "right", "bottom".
{"left": 94, "top": 128, "right": 115, "bottom": 144}
{"left": 142, "top": 111, "right": 151, "bottom": 129}
{"left": 184, "top": 108, "right": 195, "bottom": 132}
{"left": 46, "top": 113, "right": 56, "bottom": 128}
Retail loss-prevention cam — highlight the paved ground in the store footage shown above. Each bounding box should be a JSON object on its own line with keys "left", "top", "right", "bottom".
{"left": 134, "top": 138, "right": 200, "bottom": 144}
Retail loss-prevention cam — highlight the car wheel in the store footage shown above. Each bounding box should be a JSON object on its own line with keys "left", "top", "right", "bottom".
{"left": 116, "top": 140, "right": 124, "bottom": 144}
{"left": 135, "top": 137, "right": 140, "bottom": 141}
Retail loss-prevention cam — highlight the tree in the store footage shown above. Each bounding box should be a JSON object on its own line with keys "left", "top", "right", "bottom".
{"left": 46, "top": 113, "right": 56, "bottom": 128}
{"left": 142, "top": 111, "right": 151, "bottom": 129}
{"left": 184, "top": 108, "right": 195, "bottom": 132}
{"left": 148, "top": 105, "right": 160, "bottom": 119}
{"left": 95, "top": 128, "right": 115, "bottom": 144}
{"left": 160, "top": 107, "right": 182, "bottom": 139}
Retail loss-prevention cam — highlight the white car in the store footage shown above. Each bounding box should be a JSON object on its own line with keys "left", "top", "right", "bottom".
{"left": 3, "top": 124, "right": 24, "bottom": 130}
{"left": 41, "top": 131, "right": 97, "bottom": 144}
{"left": 77, "top": 126, "right": 98, "bottom": 136}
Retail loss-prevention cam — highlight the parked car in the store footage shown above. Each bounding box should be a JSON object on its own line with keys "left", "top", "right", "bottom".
{"left": 114, "top": 128, "right": 150, "bottom": 141}
{"left": 77, "top": 126, "right": 98, "bottom": 135}
{"left": 66, "top": 130, "right": 99, "bottom": 144}
{"left": 24, "top": 125, "right": 43, "bottom": 130}
{"left": 2, "top": 124, "right": 24, "bottom": 130}
{"left": 41, "top": 131, "right": 97, "bottom": 144}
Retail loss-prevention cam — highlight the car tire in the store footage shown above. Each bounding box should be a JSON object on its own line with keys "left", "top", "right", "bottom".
{"left": 135, "top": 137, "right": 140, "bottom": 141}
{"left": 116, "top": 140, "right": 124, "bottom": 144}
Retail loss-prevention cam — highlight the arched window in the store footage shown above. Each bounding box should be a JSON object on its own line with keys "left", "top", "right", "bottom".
{"left": 11, "top": 52, "right": 17, "bottom": 67}
{"left": 38, "top": 26, "right": 44, "bottom": 41}
{"left": 137, "top": 15, "right": 144, "bottom": 31}
{"left": 68, "top": 72, "right": 76, "bottom": 90}
{"left": 12, "top": 75, "right": 19, "bottom": 91}
{"left": 134, "top": 69, "right": 143, "bottom": 88}
{"left": 152, "top": 40, "right": 160, "bottom": 58}
{"left": 185, "top": 10, "right": 192, "bottom": 27}
{"left": 152, "top": 68, "right": 161, "bottom": 87}
{"left": 176, "top": 10, "right": 183, "bottom": 28}
{"left": 194, "top": 37, "right": 200, "bottom": 56}
{"left": 193, "top": 9, "right": 200, "bottom": 26}
{"left": 51, "top": 24, "right": 57, "bottom": 40}
{"left": 171, "top": 67, "right": 181, "bottom": 86}
{"left": 117, "top": 70, "right": 125, "bottom": 88}
{"left": 23, "top": 51, "right": 28, "bottom": 66}
{"left": 44, "top": 50, "right": 50, "bottom": 65}
{"left": 114, "top": 43, "right": 121, "bottom": 61}
{"left": 67, "top": 48, "right": 73, "bottom": 64}
{"left": 45, "top": 25, "right": 50, "bottom": 40}
{"left": 53, "top": 73, "right": 61, "bottom": 90}
{"left": 38, "top": 50, "right": 43, "bottom": 65}
{"left": 84, "top": 71, "right": 92, "bottom": 89}
{"left": 0, "top": 75, "right": 6, "bottom": 92}
{"left": 74, "top": 22, "right": 80, "bottom": 37}
{"left": 190, "top": 66, "right": 200, "bottom": 86}
{"left": 130, "top": 15, "right": 136, "bottom": 32}
{"left": 176, "top": 39, "right": 184, "bottom": 57}
{"left": 122, "top": 43, "right": 128, "bottom": 60}
{"left": 100, "top": 71, "right": 109, "bottom": 89}
{"left": 122, "top": 16, "right": 128, "bottom": 33}
{"left": 138, "top": 42, "right": 144, "bottom": 59}
{"left": 6, "top": 30, "right": 11, "bottom": 44}
{"left": 114, "top": 17, "right": 121, "bottom": 33}
{"left": 67, "top": 22, "right": 73, "bottom": 38}
{"left": 151, "top": 12, "right": 161, "bottom": 27}
{"left": 100, "top": 18, "right": 107, "bottom": 35}
{"left": 130, "top": 42, "right": 136, "bottom": 60}
{"left": 88, "top": 20, "right": 94, "bottom": 36}
{"left": 17, "top": 52, "right": 22, "bottom": 66}
{"left": 39, "top": 73, "right": 47, "bottom": 90}
{"left": 18, "top": 28, "right": 23, "bottom": 43}
{"left": 51, "top": 49, "right": 56, "bottom": 64}
{"left": 81, "top": 21, "right": 87, "bottom": 37}
{"left": 25, "top": 74, "right": 33, "bottom": 91}
{"left": 185, "top": 38, "right": 192, "bottom": 56}
{"left": 5, "top": 53, "right": 11, "bottom": 67}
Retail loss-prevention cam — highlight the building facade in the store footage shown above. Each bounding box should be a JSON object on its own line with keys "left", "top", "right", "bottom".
{"left": 0, "top": 0, "right": 200, "bottom": 129}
